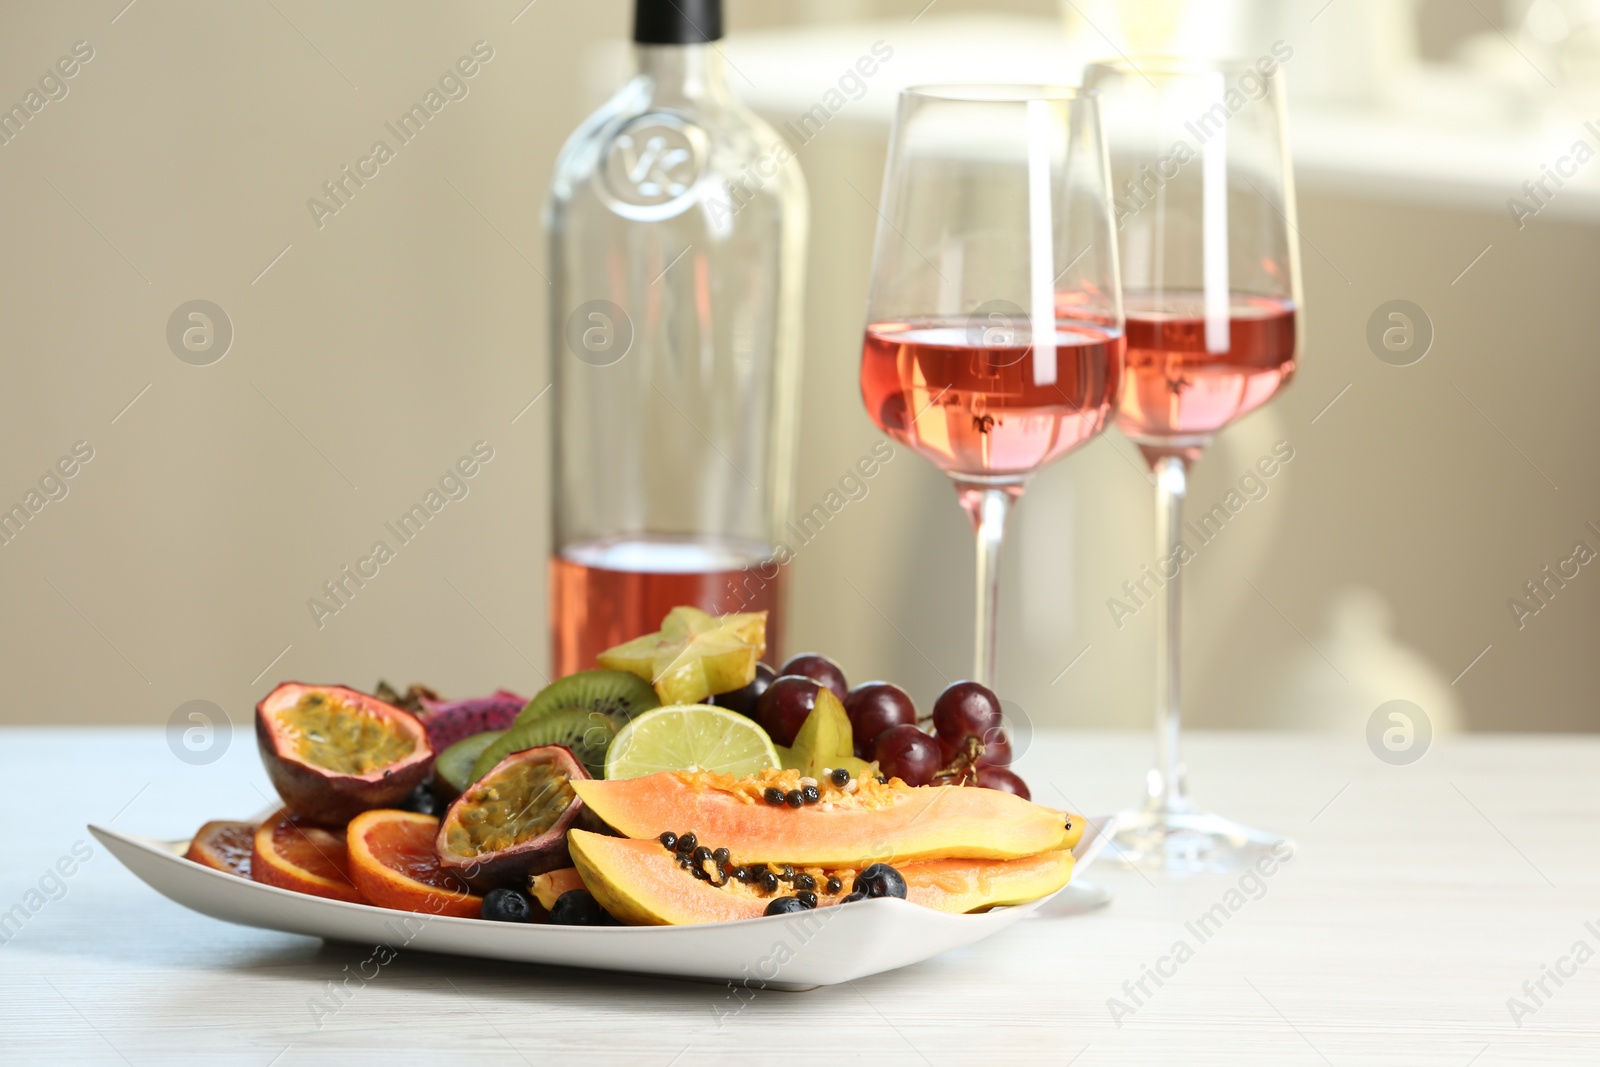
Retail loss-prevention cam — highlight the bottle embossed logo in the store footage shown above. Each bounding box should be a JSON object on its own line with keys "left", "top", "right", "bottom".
{"left": 599, "top": 113, "right": 705, "bottom": 219}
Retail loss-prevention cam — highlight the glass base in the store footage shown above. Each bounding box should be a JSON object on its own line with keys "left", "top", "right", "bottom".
{"left": 1108, "top": 806, "right": 1292, "bottom": 874}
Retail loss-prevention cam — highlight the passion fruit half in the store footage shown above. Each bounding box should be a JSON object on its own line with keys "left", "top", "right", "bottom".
{"left": 436, "top": 744, "right": 604, "bottom": 890}
{"left": 256, "top": 682, "right": 434, "bottom": 824}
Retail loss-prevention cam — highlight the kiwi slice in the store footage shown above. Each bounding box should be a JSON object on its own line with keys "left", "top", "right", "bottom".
{"left": 470, "top": 707, "right": 620, "bottom": 782}
{"left": 467, "top": 672, "right": 656, "bottom": 785}
{"left": 434, "top": 729, "right": 506, "bottom": 800}
{"left": 514, "top": 670, "right": 659, "bottom": 731}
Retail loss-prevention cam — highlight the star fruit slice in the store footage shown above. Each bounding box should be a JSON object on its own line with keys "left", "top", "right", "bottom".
{"left": 597, "top": 606, "right": 767, "bottom": 706}
{"left": 775, "top": 688, "right": 873, "bottom": 780}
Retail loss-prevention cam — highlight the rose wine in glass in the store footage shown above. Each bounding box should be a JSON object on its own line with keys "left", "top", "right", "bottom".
{"left": 1120, "top": 292, "right": 1297, "bottom": 445}
{"left": 860, "top": 84, "right": 1124, "bottom": 690}
{"left": 861, "top": 319, "right": 1123, "bottom": 477}
{"left": 1085, "top": 56, "right": 1302, "bottom": 872}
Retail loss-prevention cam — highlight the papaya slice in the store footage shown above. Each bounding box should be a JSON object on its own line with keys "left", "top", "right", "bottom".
{"left": 568, "top": 769, "right": 1079, "bottom": 865}
{"left": 529, "top": 867, "right": 586, "bottom": 911}
{"left": 568, "top": 830, "right": 1075, "bottom": 926}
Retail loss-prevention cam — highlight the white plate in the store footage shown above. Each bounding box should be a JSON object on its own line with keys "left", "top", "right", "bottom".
{"left": 89, "top": 815, "right": 1112, "bottom": 990}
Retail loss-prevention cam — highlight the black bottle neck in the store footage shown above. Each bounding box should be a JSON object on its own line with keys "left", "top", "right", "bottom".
{"left": 633, "top": 0, "right": 723, "bottom": 45}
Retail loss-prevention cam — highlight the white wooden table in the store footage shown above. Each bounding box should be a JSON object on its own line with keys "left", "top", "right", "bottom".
{"left": 2, "top": 728, "right": 1594, "bottom": 1065}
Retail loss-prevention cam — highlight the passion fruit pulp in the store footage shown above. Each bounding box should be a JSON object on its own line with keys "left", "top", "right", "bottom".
{"left": 436, "top": 744, "right": 603, "bottom": 890}
{"left": 256, "top": 682, "right": 434, "bottom": 824}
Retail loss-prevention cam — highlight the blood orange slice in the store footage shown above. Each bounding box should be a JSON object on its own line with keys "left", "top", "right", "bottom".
{"left": 184, "top": 820, "right": 256, "bottom": 878}
{"left": 250, "top": 810, "right": 364, "bottom": 903}
{"left": 347, "top": 809, "right": 481, "bottom": 918}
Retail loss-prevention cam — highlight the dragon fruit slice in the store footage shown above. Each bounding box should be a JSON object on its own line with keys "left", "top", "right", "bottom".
{"left": 415, "top": 690, "right": 526, "bottom": 752}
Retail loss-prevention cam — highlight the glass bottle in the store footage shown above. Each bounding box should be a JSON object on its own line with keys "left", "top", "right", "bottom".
{"left": 545, "top": 0, "right": 808, "bottom": 676}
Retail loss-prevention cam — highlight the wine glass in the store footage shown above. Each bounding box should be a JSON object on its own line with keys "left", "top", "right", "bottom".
{"left": 860, "top": 84, "right": 1125, "bottom": 689}
{"left": 1083, "top": 56, "right": 1301, "bottom": 872}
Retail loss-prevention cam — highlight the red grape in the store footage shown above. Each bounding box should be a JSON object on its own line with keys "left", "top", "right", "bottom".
{"left": 976, "top": 765, "right": 1030, "bottom": 799}
{"left": 757, "top": 675, "right": 820, "bottom": 747}
{"left": 873, "top": 725, "right": 941, "bottom": 786}
{"left": 713, "top": 663, "right": 776, "bottom": 719}
{"left": 932, "top": 681, "right": 1002, "bottom": 747}
{"left": 844, "top": 682, "right": 917, "bottom": 757}
{"left": 779, "top": 653, "right": 848, "bottom": 701}
{"left": 979, "top": 729, "right": 1013, "bottom": 767}
{"left": 938, "top": 728, "right": 1012, "bottom": 768}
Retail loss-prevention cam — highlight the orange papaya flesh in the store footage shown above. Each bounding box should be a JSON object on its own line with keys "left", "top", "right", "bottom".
{"left": 529, "top": 867, "right": 586, "bottom": 911}
{"left": 567, "top": 830, "right": 1074, "bottom": 926}
{"left": 569, "top": 769, "right": 1078, "bottom": 865}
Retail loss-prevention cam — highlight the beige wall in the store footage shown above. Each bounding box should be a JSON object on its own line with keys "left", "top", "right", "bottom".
{"left": 1, "top": 1, "right": 1594, "bottom": 734}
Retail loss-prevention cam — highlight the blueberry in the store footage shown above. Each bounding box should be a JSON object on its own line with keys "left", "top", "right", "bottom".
{"left": 480, "top": 887, "right": 535, "bottom": 923}
{"left": 839, "top": 891, "right": 868, "bottom": 904}
{"left": 764, "top": 896, "right": 810, "bottom": 916}
{"left": 403, "top": 783, "right": 444, "bottom": 817}
{"left": 852, "top": 863, "right": 908, "bottom": 900}
{"left": 548, "top": 889, "right": 618, "bottom": 926}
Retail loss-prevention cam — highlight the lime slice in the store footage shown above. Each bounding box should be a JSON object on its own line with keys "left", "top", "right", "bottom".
{"left": 604, "top": 704, "right": 780, "bottom": 780}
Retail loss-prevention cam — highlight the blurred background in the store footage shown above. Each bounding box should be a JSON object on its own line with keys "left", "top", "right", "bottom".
{"left": 1, "top": 0, "right": 1596, "bottom": 738}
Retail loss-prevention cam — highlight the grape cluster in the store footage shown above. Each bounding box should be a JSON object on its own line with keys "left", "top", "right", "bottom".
{"left": 733, "top": 652, "right": 1029, "bottom": 798}
{"left": 871, "top": 681, "right": 1028, "bottom": 796}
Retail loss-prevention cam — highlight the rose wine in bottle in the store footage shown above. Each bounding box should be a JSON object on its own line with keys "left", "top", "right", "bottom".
{"left": 546, "top": 0, "right": 807, "bottom": 676}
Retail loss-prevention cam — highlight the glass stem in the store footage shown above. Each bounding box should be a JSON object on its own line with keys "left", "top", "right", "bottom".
{"left": 957, "top": 483, "right": 1019, "bottom": 689}
{"left": 1149, "top": 455, "right": 1192, "bottom": 815}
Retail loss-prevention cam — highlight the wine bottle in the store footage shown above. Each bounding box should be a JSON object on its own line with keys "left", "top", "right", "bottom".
{"left": 546, "top": 0, "right": 808, "bottom": 676}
